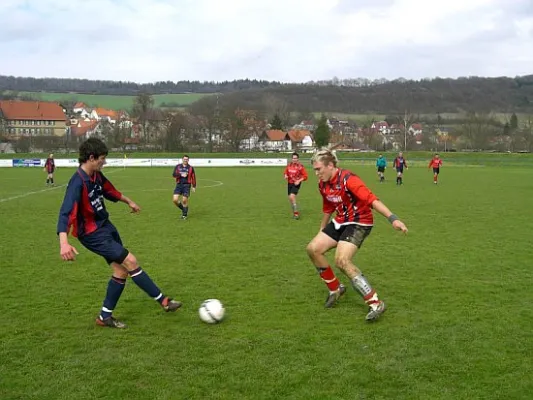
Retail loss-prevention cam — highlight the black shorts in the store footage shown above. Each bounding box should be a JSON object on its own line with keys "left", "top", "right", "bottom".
{"left": 79, "top": 222, "right": 129, "bottom": 265}
{"left": 322, "top": 222, "right": 373, "bottom": 248}
{"left": 433, "top": 168, "right": 440, "bottom": 175}
{"left": 287, "top": 183, "right": 301, "bottom": 195}
{"left": 396, "top": 167, "right": 404, "bottom": 174}
{"left": 377, "top": 166, "right": 385, "bottom": 173}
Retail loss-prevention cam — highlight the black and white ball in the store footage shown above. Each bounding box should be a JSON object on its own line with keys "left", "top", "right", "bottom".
{"left": 198, "top": 299, "right": 225, "bottom": 324}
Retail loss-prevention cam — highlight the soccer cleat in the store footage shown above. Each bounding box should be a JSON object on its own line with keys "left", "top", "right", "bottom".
{"left": 161, "top": 297, "right": 182, "bottom": 312}
{"left": 365, "top": 301, "right": 386, "bottom": 321}
{"left": 293, "top": 213, "right": 300, "bottom": 220}
{"left": 324, "top": 284, "right": 346, "bottom": 308}
{"left": 181, "top": 215, "right": 187, "bottom": 220}
{"left": 96, "top": 316, "right": 127, "bottom": 329}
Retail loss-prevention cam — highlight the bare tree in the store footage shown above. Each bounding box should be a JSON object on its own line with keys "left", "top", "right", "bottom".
{"left": 459, "top": 112, "right": 498, "bottom": 150}
{"left": 521, "top": 115, "right": 533, "bottom": 152}
{"left": 132, "top": 92, "right": 155, "bottom": 142}
{"left": 222, "top": 108, "right": 263, "bottom": 152}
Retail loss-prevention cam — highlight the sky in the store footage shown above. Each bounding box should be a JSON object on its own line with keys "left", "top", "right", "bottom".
{"left": 0, "top": 0, "right": 532, "bottom": 83}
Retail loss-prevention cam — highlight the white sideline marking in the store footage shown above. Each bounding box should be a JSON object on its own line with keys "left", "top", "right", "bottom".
{"left": 0, "top": 169, "right": 123, "bottom": 204}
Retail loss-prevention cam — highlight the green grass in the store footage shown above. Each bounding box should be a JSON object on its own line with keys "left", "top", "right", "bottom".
{"left": 1, "top": 163, "right": 533, "bottom": 399}
{"left": 5, "top": 91, "right": 212, "bottom": 110}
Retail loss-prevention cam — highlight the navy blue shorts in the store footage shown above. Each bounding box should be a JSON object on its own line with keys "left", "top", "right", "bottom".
{"left": 174, "top": 183, "right": 191, "bottom": 196}
{"left": 79, "top": 222, "right": 129, "bottom": 265}
{"left": 396, "top": 167, "right": 404, "bottom": 174}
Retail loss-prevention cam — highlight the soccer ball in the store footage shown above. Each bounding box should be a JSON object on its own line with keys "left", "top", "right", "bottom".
{"left": 198, "top": 299, "right": 225, "bottom": 324}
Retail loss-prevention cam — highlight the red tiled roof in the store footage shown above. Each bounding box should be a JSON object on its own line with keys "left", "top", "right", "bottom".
{"left": 73, "top": 102, "right": 87, "bottom": 109}
{"left": 0, "top": 100, "right": 66, "bottom": 121}
{"left": 288, "top": 129, "right": 310, "bottom": 142}
{"left": 70, "top": 120, "right": 99, "bottom": 137}
{"left": 265, "top": 129, "right": 287, "bottom": 141}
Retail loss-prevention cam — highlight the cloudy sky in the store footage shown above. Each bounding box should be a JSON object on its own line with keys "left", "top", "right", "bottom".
{"left": 1, "top": 0, "right": 532, "bottom": 83}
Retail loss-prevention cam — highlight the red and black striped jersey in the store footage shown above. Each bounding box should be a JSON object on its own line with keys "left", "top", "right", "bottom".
{"left": 57, "top": 168, "right": 122, "bottom": 238}
{"left": 319, "top": 168, "right": 378, "bottom": 226}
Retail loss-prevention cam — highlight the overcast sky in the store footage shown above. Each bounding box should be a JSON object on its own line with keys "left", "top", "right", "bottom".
{"left": 1, "top": 0, "right": 532, "bottom": 83}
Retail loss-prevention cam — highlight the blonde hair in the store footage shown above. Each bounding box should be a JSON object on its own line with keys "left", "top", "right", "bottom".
{"left": 311, "top": 147, "right": 338, "bottom": 167}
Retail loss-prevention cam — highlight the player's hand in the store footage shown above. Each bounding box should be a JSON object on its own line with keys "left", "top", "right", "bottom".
{"left": 392, "top": 220, "right": 408, "bottom": 234}
{"left": 192, "top": 187, "right": 196, "bottom": 193}
{"left": 60, "top": 243, "right": 79, "bottom": 261}
{"left": 128, "top": 201, "right": 141, "bottom": 213}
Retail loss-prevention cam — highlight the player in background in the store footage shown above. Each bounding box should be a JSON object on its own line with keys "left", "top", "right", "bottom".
{"left": 57, "top": 138, "right": 182, "bottom": 329}
{"left": 44, "top": 153, "right": 55, "bottom": 186}
{"left": 393, "top": 152, "right": 408, "bottom": 185}
{"left": 376, "top": 154, "right": 387, "bottom": 183}
{"left": 283, "top": 152, "right": 308, "bottom": 219}
{"left": 306, "top": 148, "right": 408, "bottom": 321}
{"left": 172, "top": 155, "right": 197, "bottom": 220}
{"left": 428, "top": 153, "right": 443, "bottom": 184}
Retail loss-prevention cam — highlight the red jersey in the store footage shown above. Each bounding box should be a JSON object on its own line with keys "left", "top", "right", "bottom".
{"left": 284, "top": 162, "right": 308, "bottom": 184}
{"left": 428, "top": 158, "right": 443, "bottom": 168}
{"left": 319, "top": 169, "right": 378, "bottom": 226}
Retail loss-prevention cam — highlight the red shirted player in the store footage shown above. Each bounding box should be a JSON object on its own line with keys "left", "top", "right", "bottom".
{"left": 428, "top": 153, "right": 443, "bottom": 184}
{"left": 283, "top": 152, "right": 308, "bottom": 219}
{"left": 305, "top": 148, "right": 408, "bottom": 322}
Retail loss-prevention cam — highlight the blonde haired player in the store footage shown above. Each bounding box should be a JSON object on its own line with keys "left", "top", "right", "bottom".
{"left": 306, "top": 148, "right": 408, "bottom": 321}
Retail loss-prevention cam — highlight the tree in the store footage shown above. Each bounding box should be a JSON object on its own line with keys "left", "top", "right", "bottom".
{"left": 270, "top": 113, "right": 283, "bottom": 130}
{"left": 510, "top": 113, "right": 519, "bottom": 131}
{"left": 222, "top": 108, "right": 263, "bottom": 152}
{"left": 132, "top": 92, "right": 155, "bottom": 142}
{"left": 314, "top": 114, "right": 330, "bottom": 148}
{"left": 521, "top": 115, "right": 533, "bottom": 152}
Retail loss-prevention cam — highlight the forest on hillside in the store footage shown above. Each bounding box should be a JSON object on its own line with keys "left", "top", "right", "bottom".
{"left": 1, "top": 74, "right": 533, "bottom": 114}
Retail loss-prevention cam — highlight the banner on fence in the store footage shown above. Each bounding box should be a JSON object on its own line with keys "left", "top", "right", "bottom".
{"left": 0, "top": 158, "right": 288, "bottom": 168}
{"left": 12, "top": 158, "right": 42, "bottom": 167}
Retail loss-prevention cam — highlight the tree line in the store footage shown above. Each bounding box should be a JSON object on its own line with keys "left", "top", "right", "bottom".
{"left": 1, "top": 74, "right": 533, "bottom": 114}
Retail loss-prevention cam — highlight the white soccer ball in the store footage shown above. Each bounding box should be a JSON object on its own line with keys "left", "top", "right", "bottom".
{"left": 198, "top": 299, "right": 225, "bottom": 324}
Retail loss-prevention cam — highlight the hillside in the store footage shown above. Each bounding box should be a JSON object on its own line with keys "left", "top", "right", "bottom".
{"left": 1, "top": 74, "right": 533, "bottom": 114}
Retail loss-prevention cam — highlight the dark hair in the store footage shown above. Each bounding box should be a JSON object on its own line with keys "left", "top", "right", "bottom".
{"left": 78, "top": 138, "right": 108, "bottom": 164}
{"left": 183, "top": 154, "right": 190, "bottom": 159}
{"left": 292, "top": 152, "right": 299, "bottom": 158}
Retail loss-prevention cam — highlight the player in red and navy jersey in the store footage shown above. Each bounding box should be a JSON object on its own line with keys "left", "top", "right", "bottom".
{"left": 283, "top": 152, "right": 308, "bottom": 219}
{"left": 428, "top": 153, "right": 443, "bottom": 184}
{"left": 393, "top": 152, "right": 408, "bottom": 185}
{"left": 172, "top": 155, "right": 197, "bottom": 220}
{"left": 44, "top": 153, "right": 56, "bottom": 186}
{"left": 57, "top": 138, "right": 182, "bottom": 329}
{"left": 306, "top": 148, "right": 408, "bottom": 321}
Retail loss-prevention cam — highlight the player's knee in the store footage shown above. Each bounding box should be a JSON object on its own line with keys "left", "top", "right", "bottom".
{"left": 334, "top": 256, "right": 350, "bottom": 271}
{"left": 306, "top": 241, "right": 320, "bottom": 258}
{"left": 122, "top": 253, "right": 138, "bottom": 270}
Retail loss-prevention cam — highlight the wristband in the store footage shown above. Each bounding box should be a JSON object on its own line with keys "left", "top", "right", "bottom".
{"left": 387, "top": 214, "right": 399, "bottom": 224}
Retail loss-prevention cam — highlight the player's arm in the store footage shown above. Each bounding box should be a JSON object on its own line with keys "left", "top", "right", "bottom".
{"left": 172, "top": 165, "right": 178, "bottom": 178}
{"left": 283, "top": 166, "right": 289, "bottom": 181}
{"left": 301, "top": 166, "right": 308, "bottom": 182}
{"left": 100, "top": 173, "right": 140, "bottom": 213}
{"left": 57, "top": 178, "right": 82, "bottom": 261}
{"left": 320, "top": 196, "right": 335, "bottom": 231}
{"left": 189, "top": 166, "right": 196, "bottom": 192}
{"left": 371, "top": 200, "right": 408, "bottom": 233}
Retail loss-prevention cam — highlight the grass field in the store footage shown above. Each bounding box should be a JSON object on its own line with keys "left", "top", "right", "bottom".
{"left": 1, "top": 162, "right": 533, "bottom": 399}
{"left": 5, "top": 91, "right": 211, "bottom": 110}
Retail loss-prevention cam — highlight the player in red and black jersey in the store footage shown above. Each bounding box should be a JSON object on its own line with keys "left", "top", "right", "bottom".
{"left": 57, "top": 138, "right": 182, "bottom": 329}
{"left": 44, "top": 153, "right": 56, "bottom": 186}
{"left": 393, "top": 152, "right": 408, "bottom": 185}
{"left": 283, "top": 152, "right": 308, "bottom": 219}
{"left": 306, "top": 148, "right": 408, "bottom": 321}
{"left": 428, "top": 153, "right": 443, "bottom": 184}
